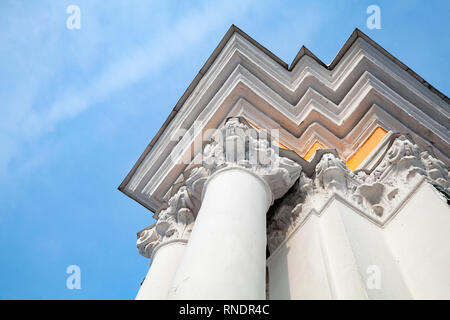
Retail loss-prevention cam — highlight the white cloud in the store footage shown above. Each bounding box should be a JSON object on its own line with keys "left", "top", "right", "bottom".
{"left": 0, "top": 0, "right": 257, "bottom": 175}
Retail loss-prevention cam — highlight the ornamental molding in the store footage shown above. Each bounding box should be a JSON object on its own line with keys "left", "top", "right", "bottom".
{"left": 267, "top": 134, "right": 450, "bottom": 254}
{"left": 138, "top": 130, "right": 450, "bottom": 258}
{"left": 119, "top": 27, "right": 449, "bottom": 214}
{"left": 137, "top": 117, "right": 302, "bottom": 259}
{"left": 136, "top": 166, "right": 208, "bottom": 259}
{"left": 202, "top": 117, "right": 301, "bottom": 200}
{"left": 233, "top": 99, "right": 398, "bottom": 160}
{"left": 128, "top": 72, "right": 450, "bottom": 212}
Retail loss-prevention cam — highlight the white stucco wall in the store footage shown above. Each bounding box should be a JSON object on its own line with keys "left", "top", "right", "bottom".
{"left": 268, "top": 182, "right": 450, "bottom": 300}
{"left": 267, "top": 215, "right": 331, "bottom": 299}
{"left": 384, "top": 183, "right": 450, "bottom": 299}
{"left": 335, "top": 200, "right": 411, "bottom": 299}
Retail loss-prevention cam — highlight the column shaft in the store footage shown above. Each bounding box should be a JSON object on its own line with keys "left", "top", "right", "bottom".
{"left": 136, "top": 241, "right": 186, "bottom": 300}
{"left": 168, "top": 167, "right": 271, "bottom": 299}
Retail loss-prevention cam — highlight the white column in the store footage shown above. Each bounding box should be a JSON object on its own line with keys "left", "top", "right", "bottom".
{"left": 136, "top": 240, "right": 187, "bottom": 300}
{"left": 134, "top": 184, "right": 197, "bottom": 300}
{"left": 167, "top": 167, "right": 272, "bottom": 300}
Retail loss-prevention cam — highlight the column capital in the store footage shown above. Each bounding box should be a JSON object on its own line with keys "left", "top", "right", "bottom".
{"left": 137, "top": 167, "right": 208, "bottom": 259}
{"left": 202, "top": 117, "right": 301, "bottom": 201}
{"left": 267, "top": 134, "right": 450, "bottom": 253}
{"left": 370, "top": 134, "right": 425, "bottom": 183}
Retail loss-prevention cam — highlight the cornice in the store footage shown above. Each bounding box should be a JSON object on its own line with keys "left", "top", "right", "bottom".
{"left": 120, "top": 26, "right": 450, "bottom": 213}
{"left": 126, "top": 71, "right": 449, "bottom": 211}
{"left": 234, "top": 99, "right": 442, "bottom": 162}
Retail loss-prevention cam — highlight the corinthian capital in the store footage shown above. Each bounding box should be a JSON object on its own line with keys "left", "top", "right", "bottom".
{"left": 137, "top": 185, "right": 197, "bottom": 259}
{"left": 136, "top": 227, "right": 159, "bottom": 259}
{"left": 421, "top": 150, "right": 450, "bottom": 192}
{"left": 156, "top": 186, "right": 195, "bottom": 239}
{"left": 373, "top": 135, "right": 425, "bottom": 183}
{"left": 203, "top": 117, "right": 301, "bottom": 200}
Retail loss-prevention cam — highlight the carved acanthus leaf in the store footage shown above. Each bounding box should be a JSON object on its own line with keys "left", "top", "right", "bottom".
{"left": 137, "top": 167, "right": 209, "bottom": 259}
{"left": 372, "top": 135, "right": 425, "bottom": 183}
{"left": 421, "top": 150, "right": 450, "bottom": 192}
{"left": 203, "top": 117, "right": 301, "bottom": 201}
{"left": 136, "top": 227, "right": 159, "bottom": 259}
{"left": 267, "top": 134, "right": 450, "bottom": 254}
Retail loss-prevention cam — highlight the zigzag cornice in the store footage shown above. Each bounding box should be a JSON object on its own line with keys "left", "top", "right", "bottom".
{"left": 180, "top": 100, "right": 438, "bottom": 169}
{"left": 233, "top": 100, "right": 433, "bottom": 160}
{"left": 220, "top": 34, "right": 448, "bottom": 119}
{"left": 233, "top": 65, "right": 448, "bottom": 139}
{"left": 121, "top": 29, "right": 450, "bottom": 212}
{"left": 142, "top": 91, "right": 449, "bottom": 201}
{"left": 227, "top": 32, "right": 448, "bottom": 111}
{"left": 227, "top": 71, "right": 449, "bottom": 159}
{"left": 132, "top": 67, "right": 449, "bottom": 195}
{"left": 137, "top": 33, "right": 449, "bottom": 178}
{"left": 134, "top": 76, "right": 450, "bottom": 210}
{"left": 235, "top": 34, "right": 449, "bottom": 120}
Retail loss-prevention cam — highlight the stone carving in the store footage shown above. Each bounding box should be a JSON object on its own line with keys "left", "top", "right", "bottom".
{"left": 372, "top": 135, "right": 425, "bottom": 183}
{"left": 354, "top": 182, "right": 398, "bottom": 218}
{"left": 139, "top": 123, "right": 450, "bottom": 257}
{"left": 136, "top": 227, "right": 159, "bottom": 259}
{"left": 421, "top": 150, "right": 450, "bottom": 192}
{"left": 185, "top": 167, "right": 208, "bottom": 196}
{"left": 267, "top": 172, "right": 312, "bottom": 252}
{"left": 267, "top": 134, "right": 450, "bottom": 254}
{"left": 203, "top": 117, "right": 301, "bottom": 200}
{"left": 137, "top": 167, "right": 208, "bottom": 259}
{"left": 267, "top": 204, "right": 293, "bottom": 252}
{"left": 315, "top": 152, "right": 350, "bottom": 193}
{"left": 137, "top": 117, "right": 302, "bottom": 258}
{"left": 156, "top": 186, "right": 195, "bottom": 239}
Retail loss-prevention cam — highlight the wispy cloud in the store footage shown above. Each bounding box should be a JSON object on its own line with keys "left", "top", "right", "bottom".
{"left": 0, "top": 0, "right": 257, "bottom": 176}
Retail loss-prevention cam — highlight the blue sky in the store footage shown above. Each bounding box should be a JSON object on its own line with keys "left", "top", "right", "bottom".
{"left": 0, "top": 0, "right": 448, "bottom": 299}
